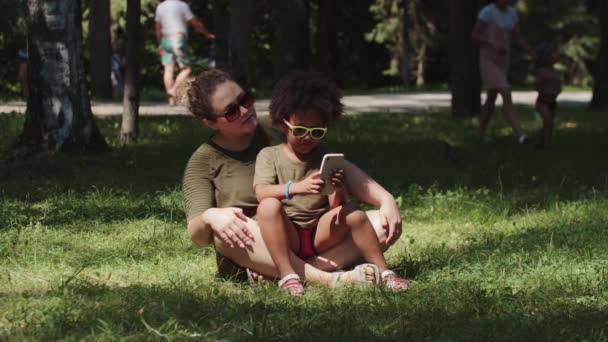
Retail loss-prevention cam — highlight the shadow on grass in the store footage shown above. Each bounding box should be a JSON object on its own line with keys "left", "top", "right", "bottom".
{"left": 5, "top": 278, "right": 606, "bottom": 341}
{"left": 0, "top": 111, "right": 606, "bottom": 232}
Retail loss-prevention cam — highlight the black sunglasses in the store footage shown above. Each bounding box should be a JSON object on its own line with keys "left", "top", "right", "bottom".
{"left": 215, "top": 91, "right": 255, "bottom": 122}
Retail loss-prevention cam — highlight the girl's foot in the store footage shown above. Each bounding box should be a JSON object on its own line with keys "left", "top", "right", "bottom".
{"left": 278, "top": 274, "right": 304, "bottom": 296}
{"left": 330, "top": 263, "right": 379, "bottom": 288}
{"left": 381, "top": 270, "right": 410, "bottom": 292}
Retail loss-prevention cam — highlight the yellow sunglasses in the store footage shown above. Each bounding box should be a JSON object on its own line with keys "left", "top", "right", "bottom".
{"left": 282, "top": 119, "right": 328, "bottom": 139}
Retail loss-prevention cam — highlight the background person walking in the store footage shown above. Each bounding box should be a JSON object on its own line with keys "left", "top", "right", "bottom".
{"left": 471, "top": 0, "right": 533, "bottom": 144}
{"left": 155, "top": 0, "right": 214, "bottom": 105}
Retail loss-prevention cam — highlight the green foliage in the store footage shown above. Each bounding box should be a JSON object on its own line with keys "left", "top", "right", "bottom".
{"left": 1, "top": 104, "right": 607, "bottom": 340}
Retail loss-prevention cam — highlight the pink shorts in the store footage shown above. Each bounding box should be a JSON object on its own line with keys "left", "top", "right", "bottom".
{"left": 296, "top": 227, "right": 317, "bottom": 260}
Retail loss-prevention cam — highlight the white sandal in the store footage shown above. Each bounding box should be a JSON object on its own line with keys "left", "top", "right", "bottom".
{"left": 278, "top": 273, "right": 304, "bottom": 296}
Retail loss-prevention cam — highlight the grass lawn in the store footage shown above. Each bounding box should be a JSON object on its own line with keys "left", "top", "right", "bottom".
{"left": 0, "top": 106, "right": 607, "bottom": 341}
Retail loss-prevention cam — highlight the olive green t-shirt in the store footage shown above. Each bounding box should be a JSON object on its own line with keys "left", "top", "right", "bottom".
{"left": 253, "top": 144, "right": 330, "bottom": 228}
{"left": 182, "top": 124, "right": 282, "bottom": 223}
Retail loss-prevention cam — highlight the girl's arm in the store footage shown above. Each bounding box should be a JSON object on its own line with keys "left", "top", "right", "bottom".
{"left": 328, "top": 169, "right": 349, "bottom": 208}
{"left": 255, "top": 171, "right": 325, "bottom": 201}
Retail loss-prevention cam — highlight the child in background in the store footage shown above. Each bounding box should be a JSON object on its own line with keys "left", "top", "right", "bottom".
{"left": 254, "top": 72, "right": 410, "bottom": 295}
{"left": 534, "top": 42, "right": 562, "bottom": 148}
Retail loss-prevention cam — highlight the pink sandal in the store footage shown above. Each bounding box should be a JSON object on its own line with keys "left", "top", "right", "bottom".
{"left": 278, "top": 274, "right": 304, "bottom": 296}
{"left": 381, "top": 270, "right": 411, "bottom": 292}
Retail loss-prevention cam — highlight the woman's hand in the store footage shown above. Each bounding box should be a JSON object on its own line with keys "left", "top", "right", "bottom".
{"left": 378, "top": 198, "right": 403, "bottom": 247}
{"left": 202, "top": 207, "right": 254, "bottom": 248}
{"left": 292, "top": 171, "right": 324, "bottom": 195}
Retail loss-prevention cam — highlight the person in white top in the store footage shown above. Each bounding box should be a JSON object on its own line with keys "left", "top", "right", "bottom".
{"left": 471, "top": 0, "right": 533, "bottom": 144}
{"left": 155, "top": 0, "right": 215, "bottom": 105}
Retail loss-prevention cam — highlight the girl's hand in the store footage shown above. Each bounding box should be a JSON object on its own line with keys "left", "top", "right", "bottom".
{"left": 292, "top": 171, "right": 324, "bottom": 195}
{"left": 329, "top": 169, "right": 346, "bottom": 191}
{"left": 202, "top": 207, "right": 254, "bottom": 249}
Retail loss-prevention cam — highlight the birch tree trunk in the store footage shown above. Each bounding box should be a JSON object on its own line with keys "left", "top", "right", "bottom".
{"left": 89, "top": 0, "right": 112, "bottom": 99}
{"left": 16, "top": 0, "right": 107, "bottom": 156}
{"left": 120, "top": 0, "right": 141, "bottom": 145}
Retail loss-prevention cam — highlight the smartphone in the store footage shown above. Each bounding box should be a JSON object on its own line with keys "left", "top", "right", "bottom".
{"left": 319, "top": 153, "right": 345, "bottom": 195}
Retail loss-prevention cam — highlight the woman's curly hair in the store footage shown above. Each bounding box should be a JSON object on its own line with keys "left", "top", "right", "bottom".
{"left": 187, "top": 69, "right": 235, "bottom": 121}
{"left": 269, "top": 71, "right": 343, "bottom": 126}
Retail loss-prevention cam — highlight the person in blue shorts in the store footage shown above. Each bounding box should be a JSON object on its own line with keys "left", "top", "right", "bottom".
{"left": 155, "top": 0, "right": 214, "bottom": 105}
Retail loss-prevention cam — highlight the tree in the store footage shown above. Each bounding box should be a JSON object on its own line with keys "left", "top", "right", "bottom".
{"left": 590, "top": 0, "right": 608, "bottom": 111}
{"left": 273, "top": 0, "right": 310, "bottom": 78}
{"left": 16, "top": 0, "right": 107, "bottom": 156}
{"left": 120, "top": 0, "right": 141, "bottom": 145}
{"left": 229, "top": 0, "right": 254, "bottom": 88}
{"left": 449, "top": 0, "right": 481, "bottom": 119}
{"left": 316, "top": 0, "right": 342, "bottom": 84}
{"left": 88, "top": 0, "right": 112, "bottom": 99}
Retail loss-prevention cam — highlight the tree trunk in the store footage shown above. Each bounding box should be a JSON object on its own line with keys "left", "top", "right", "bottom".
{"left": 449, "top": 0, "right": 481, "bottom": 119}
{"left": 16, "top": 0, "right": 108, "bottom": 156}
{"left": 229, "top": 0, "right": 254, "bottom": 89}
{"left": 120, "top": 0, "right": 141, "bottom": 145}
{"left": 590, "top": 0, "right": 608, "bottom": 111}
{"left": 213, "top": 0, "right": 230, "bottom": 70}
{"left": 88, "top": 0, "right": 112, "bottom": 99}
{"left": 273, "top": 0, "right": 309, "bottom": 79}
{"left": 316, "top": 0, "right": 342, "bottom": 84}
{"left": 400, "top": 0, "right": 410, "bottom": 87}
{"left": 415, "top": 43, "right": 426, "bottom": 86}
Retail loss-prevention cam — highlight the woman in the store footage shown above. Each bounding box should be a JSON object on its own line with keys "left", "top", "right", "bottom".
{"left": 182, "top": 69, "right": 403, "bottom": 287}
{"left": 471, "top": 0, "right": 533, "bottom": 144}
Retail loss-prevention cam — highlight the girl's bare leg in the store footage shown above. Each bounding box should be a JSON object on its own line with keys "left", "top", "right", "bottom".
{"left": 256, "top": 198, "right": 299, "bottom": 279}
{"left": 536, "top": 103, "right": 554, "bottom": 147}
{"left": 314, "top": 203, "right": 389, "bottom": 272}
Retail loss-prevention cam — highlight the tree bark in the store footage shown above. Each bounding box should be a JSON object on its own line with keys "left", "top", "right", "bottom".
{"left": 449, "top": 0, "right": 481, "bottom": 119}
{"left": 590, "top": 0, "right": 608, "bottom": 111}
{"left": 213, "top": 0, "right": 230, "bottom": 70}
{"left": 273, "top": 0, "right": 309, "bottom": 79}
{"left": 120, "top": 0, "right": 141, "bottom": 145}
{"left": 88, "top": 0, "right": 112, "bottom": 99}
{"left": 316, "top": 0, "right": 342, "bottom": 84}
{"left": 400, "top": 0, "right": 410, "bottom": 87}
{"left": 229, "top": 0, "right": 254, "bottom": 89}
{"left": 16, "top": 0, "right": 108, "bottom": 156}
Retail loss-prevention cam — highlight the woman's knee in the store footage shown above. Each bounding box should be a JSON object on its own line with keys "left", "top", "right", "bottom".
{"left": 256, "top": 197, "right": 283, "bottom": 219}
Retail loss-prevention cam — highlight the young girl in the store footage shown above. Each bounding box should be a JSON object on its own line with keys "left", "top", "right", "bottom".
{"left": 534, "top": 42, "right": 562, "bottom": 148}
{"left": 254, "top": 72, "right": 409, "bottom": 295}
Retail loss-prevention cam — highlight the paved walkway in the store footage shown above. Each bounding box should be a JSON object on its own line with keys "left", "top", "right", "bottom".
{"left": 0, "top": 91, "right": 591, "bottom": 117}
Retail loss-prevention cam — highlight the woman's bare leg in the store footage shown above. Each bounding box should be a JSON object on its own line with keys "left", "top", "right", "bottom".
{"left": 479, "top": 89, "right": 499, "bottom": 138}
{"left": 498, "top": 88, "right": 524, "bottom": 137}
{"left": 214, "top": 209, "right": 398, "bottom": 287}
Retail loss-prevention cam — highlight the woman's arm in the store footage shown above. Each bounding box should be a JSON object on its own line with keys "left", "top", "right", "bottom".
{"left": 343, "top": 161, "right": 402, "bottom": 245}
{"left": 471, "top": 20, "right": 492, "bottom": 46}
